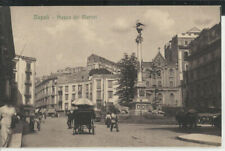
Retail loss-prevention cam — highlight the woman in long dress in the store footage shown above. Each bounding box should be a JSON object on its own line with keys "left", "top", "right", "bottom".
{"left": 0, "top": 103, "right": 16, "bottom": 147}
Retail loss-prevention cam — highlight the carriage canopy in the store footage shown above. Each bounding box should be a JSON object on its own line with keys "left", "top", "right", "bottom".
{"left": 71, "top": 98, "right": 94, "bottom": 106}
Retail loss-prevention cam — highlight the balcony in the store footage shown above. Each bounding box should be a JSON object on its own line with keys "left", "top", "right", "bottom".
{"left": 25, "top": 80, "right": 32, "bottom": 86}
{"left": 25, "top": 67, "right": 32, "bottom": 74}
{"left": 24, "top": 93, "right": 31, "bottom": 98}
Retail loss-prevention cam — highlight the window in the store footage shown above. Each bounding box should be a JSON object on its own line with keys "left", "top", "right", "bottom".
{"left": 90, "top": 92, "right": 92, "bottom": 100}
{"left": 52, "top": 86, "right": 55, "bottom": 93}
{"left": 108, "top": 91, "right": 113, "bottom": 99}
{"left": 59, "top": 86, "right": 63, "bottom": 91}
{"left": 90, "top": 83, "right": 92, "bottom": 91}
{"left": 72, "top": 85, "right": 75, "bottom": 91}
{"left": 59, "top": 95, "right": 62, "bottom": 101}
{"left": 184, "top": 52, "right": 188, "bottom": 59}
{"left": 185, "top": 41, "right": 188, "bottom": 45}
{"left": 158, "top": 81, "right": 162, "bottom": 87}
{"left": 72, "top": 93, "right": 75, "bottom": 100}
{"left": 65, "top": 103, "right": 68, "bottom": 110}
{"left": 97, "top": 91, "right": 101, "bottom": 99}
{"left": 96, "top": 80, "right": 101, "bottom": 89}
{"left": 26, "top": 62, "right": 31, "bottom": 70}
{"left": 108, "top": 80, "right": 113, "bottom": 88}
{"left": 169, "top": 69, "right": 174, "bottom": 76}
{"left": 170, "top": 81, "right": 173, "bottom": 87}
{"left": 170, "top": 93, "right": 174, "bottom": 104}
{"left": 86, "top": 84, "right": 89, "bottom": 92}
{"left": 65, "top": 94, "right": 68, "bottom": 100}
{"left": 86, "top": 92, "right": 89, "bottom": 98}
{"left": 65, "top": 86, "right": 68, "bottom": 92}
{"left": 146, "top": 81, "right": 150, "bottom": 87}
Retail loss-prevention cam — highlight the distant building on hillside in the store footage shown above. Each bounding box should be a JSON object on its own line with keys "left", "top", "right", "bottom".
{"left": 57, "top": 66, "right": 86, "bottom": 74}
{"left": 87, "top": 54, "right": 120, "bottom": 74}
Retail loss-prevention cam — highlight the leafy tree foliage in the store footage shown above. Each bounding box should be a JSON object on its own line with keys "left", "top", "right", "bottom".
{"left": 116, "top": 53, "right": 138, "bottom": 107}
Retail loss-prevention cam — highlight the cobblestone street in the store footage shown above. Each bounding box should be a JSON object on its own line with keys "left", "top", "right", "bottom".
{"left": 22, "top": 117, "right": 212, "bottom": 147}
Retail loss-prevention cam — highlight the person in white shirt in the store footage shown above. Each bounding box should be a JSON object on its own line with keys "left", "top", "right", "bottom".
{"left": 105, "top": 112, "right": 111, "bottom": 128}
{"left": 110, "top": 112, "right": 119, "bottom": 132}
{"left": 0, "top": 102, "right": 16, "bottom": 147}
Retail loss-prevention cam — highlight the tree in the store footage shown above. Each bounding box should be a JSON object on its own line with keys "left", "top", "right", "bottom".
{"left": 116, "top": 53, "right": 138, "bottom": 107}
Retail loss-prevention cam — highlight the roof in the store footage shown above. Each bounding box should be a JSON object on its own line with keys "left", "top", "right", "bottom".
{"left": 187, "top": 27, "right": 201, "bottom": 33}
{"left": 88, "top": 54, "right": 118, "bottom": 66}
{"left": 91, "top": 74, "right": 119, "bottom": 79}
{"left": 15, "top": 55, "right": 36, "bottom": 62}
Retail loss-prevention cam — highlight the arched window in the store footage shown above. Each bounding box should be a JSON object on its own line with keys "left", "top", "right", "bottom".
{"left": 184, "top": 51, "right": 189, "bottom": 59}
{"left": 170, "top": 93, "right": 174, "bottom": 105}
{"left": 169, "top": 69, "right": 174, "bottom": 76}
{"left": 158, "top": 93, "right": 163, "bottom": 104}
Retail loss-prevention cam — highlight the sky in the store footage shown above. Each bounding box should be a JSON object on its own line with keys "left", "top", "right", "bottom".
{"left": 10, "top": 6, "right": 220, "bottom": 77}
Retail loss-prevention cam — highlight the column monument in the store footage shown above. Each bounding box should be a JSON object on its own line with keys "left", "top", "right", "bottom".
{"left": 130, "top": 21, "right": 151, "bottom": 115}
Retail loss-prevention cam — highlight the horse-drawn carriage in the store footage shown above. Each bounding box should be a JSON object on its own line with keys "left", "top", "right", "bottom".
{"left": 71, "top": 98, "right": 96, "bottom": 135}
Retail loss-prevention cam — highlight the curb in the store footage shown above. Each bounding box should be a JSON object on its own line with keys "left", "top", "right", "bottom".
{"left": 177, "top": 135, "right": 221, "bottom": 146}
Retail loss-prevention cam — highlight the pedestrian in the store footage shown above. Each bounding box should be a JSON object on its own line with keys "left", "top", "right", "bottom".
{"left": 0, "top": 101, "right": 16, "bottom": 147}
{"left": 67, "top": 110, "right": 73, "bottom": 129}
{"left": 35, "top": 114, "right": 41, "bottom": 131}
{"left": 105, "top": 112, "right": 111, "bottom": 128}
{"left": 110, "top": 112, "right": 119, "bottom": 132}
{"left": 29, "top": 116, "right": 35, "bottom": 132}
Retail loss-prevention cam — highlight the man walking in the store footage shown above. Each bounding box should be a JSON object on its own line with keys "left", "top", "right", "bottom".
{"left": 110, "top": 112, "right": 119, "bottom": 132}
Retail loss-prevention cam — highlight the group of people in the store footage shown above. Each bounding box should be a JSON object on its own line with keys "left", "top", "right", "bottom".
{"left": 66, "top": 110, "right": 119, "bottom": 132}
{"left": 105, "top": 112, "right": 119, "bottom": 132}
{"left": 29, "top": 113, "right": 43, "bottom": 132}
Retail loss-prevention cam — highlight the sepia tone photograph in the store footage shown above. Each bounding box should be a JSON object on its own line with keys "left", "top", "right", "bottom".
{"left": 0, "top": 5, "right": 221, "bottom": 148}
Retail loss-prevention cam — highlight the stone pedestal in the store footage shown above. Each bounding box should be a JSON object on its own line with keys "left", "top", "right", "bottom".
{"left": 130, "top": 81, "right": 152, "bottom": 116}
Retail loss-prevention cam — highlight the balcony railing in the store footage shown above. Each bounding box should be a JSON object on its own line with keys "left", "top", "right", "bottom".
{"left": 25, "top": 80, "right": 32, "bottom": 86}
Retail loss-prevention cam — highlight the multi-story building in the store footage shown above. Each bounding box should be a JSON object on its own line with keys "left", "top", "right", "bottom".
{"left": 0, "top": 6, "right": 16, "bottom": 106}
{"left": 35, "top": 75, "right": 58, "bottom": 109}
{"left": 164, "top": 27, "right": 200, "bottom": 82}
{"left": 183, "top": 23, "right": 221, "bottom": 112}
{"left": 142, "top": 52, "right": 181, "bottom": 109}
{"left": 57, "top": 70, "right": 119, "bottom": 111}
{"left": 14, "top": 55, "right": 36, "bottom": 105}
{"left": 87, "top": 54, "right": 120, "bottom": 74}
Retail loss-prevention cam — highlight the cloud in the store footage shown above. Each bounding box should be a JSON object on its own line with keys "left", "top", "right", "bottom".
{"left": 143, "top": 9, "right": 175, "bottom": 35}
{"left": 45, "top": 20, "right": 104, "bottom": 46}
{"left": 111, "top": 17, "right": 132, "bottom": 33}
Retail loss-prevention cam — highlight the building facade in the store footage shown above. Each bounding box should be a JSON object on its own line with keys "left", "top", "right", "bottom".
{"left": 35, "top": 75, "right": 58, "bottom": 109}
{"left": 164, "top": 27, "right": 200, "bottom": 82}
{"left": 14, "top": 55, "right": 36, "bottom": 105}
{"left": 143, "top": 52, "right": 181, "bottom": 108}
{"left": 57, "top": 72, "right": 119, "bottom": 111}
{"left": 183, "top": 23, "right": 221, "bottom": 112}
{"left": 0, "top": 7, "right": 16, "bottom": 106}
